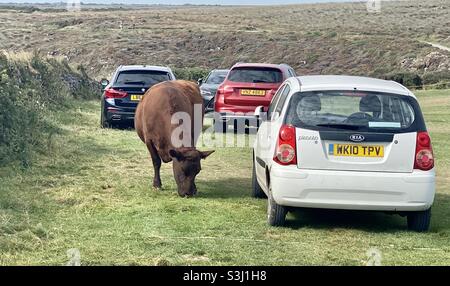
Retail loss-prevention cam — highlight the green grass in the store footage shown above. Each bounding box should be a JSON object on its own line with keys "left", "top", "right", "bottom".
{"left": 1, "top": 90, "right": 450, "bottom": 265}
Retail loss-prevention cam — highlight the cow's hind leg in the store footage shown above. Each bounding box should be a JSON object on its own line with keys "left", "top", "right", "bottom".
{"left": 146, "top": 141, "right": 162, "bottom": 189}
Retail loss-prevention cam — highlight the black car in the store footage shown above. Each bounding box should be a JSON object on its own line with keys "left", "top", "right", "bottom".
{"left": 198, "top": 69, "right": 229, "bottom": 112}
{"left": 100, "top": 65, "right": 176, "bottom": 128}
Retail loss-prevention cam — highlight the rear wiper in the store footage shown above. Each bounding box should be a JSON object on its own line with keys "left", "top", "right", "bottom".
{"left": 253, "top": 80, "right": 271, "bottom": 83}
{"left": 316, "top": 123, "right": 363, "bottom": 130}
{"left": 124, "top": 80, "right": 146, "bottom": 85}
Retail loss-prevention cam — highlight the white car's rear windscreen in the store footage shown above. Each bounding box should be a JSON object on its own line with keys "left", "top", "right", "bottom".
{"left": 285, "top": 90, "right": 424, "bottom": 133}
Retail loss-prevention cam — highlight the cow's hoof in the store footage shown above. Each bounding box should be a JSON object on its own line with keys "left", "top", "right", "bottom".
{"left": 179, "top": 192, "right": 196, "bottom": 198}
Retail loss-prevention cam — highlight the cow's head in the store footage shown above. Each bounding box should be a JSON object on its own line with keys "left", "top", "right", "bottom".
{"left": 169, "top": 148, "right": 215, "bottom": 197}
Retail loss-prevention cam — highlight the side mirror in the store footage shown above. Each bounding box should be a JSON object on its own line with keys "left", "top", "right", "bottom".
{"left": 197, "top": 78, "right": 203, "bottom": 86}
{"left": 254, "top": 106, "right": 266, "bottom": 120}
{"left": 100, "top": 79, "right": 110, "bottom": 90}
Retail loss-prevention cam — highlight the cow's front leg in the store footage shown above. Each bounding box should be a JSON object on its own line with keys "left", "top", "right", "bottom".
{"left": 146, "top": 141, "right": 162, "bottom": 189}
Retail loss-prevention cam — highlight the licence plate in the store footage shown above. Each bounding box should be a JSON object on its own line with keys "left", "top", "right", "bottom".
{"left": 329, "top": 144, "right": 384, "bottom": 157}
{"left": 130, "top": 95, "right": 144, "bottom": 101}
{"left": 241, "top": 89, "right": 266, "bottom": 96}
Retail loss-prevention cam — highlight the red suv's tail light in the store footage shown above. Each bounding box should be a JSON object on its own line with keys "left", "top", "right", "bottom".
{"left": 104, "top": 88, "right": 128, "bottom": 99}
{"left": 216, "top": 85, "right": 234, "bottom": 97}
{"left": 214, "top": 85, "right": 234, "bottom": 112}
{"left": 414, "top": 131, "right": 434, "bottom": 171}
{"left": 274, "top": 125, "right": 297, "bottom": 165}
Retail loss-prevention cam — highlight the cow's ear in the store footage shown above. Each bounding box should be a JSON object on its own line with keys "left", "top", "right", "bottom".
{"left": 169, "top": 149, "right": 184, "bottom": 160}
{"left": 200, "top": 150, "right": 215, "bottom": 159}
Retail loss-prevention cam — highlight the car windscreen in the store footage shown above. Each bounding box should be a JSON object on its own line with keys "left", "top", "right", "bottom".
{"left": 115, "top": 70, "right": 171, "bottom": 86}
{"left": 228, "top": 67, "right": 283, "bottom": 83}
{"left": 285, "top": 90, "right": 424, "bottom": 133}
{"left": 205, "top": 72, "right": 228, "bottom": 84}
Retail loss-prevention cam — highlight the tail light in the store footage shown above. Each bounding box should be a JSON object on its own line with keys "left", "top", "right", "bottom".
{"left": 414, "top": 131, "right": 434, "bottom": 171}
{"left": 274, "top": 125, "right": 297, "bottom": 165}
{"left": 214, "top": 85, "right": 234, "bottom": 112}
{"left": 216, "top": 85, "right": 234, "bottom": 97}
{"left": 104, "top": 88, "right": 128, "bottom": 99}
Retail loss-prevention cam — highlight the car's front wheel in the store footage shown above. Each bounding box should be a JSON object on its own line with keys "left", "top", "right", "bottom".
{"left": 267, "top": 187, "right": 287, "bottom": 226}
{"left": 407, "top": 208, "right": 431, "bottom": 232}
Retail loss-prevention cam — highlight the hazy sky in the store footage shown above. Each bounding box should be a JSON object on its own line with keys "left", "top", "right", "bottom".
{"left": 0, "top": 0, "right": 358, "bottom": 5}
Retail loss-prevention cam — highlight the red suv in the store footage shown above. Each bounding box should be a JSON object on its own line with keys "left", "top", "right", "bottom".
{"left": 214, "top": 63, "right": 296, "bottom": 131}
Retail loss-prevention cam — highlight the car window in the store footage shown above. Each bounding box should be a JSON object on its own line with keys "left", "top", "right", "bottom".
{"left": 115, "top": 70, "right": 171, "bottom": 86}
{"left": 268, "top": 85, "right": 286, "bottom": 120}
{"left": 274, "top": 85, "right": 291, "bottom": 118}
{"left": 228, "top": 67, "right": 283, "bottom": 83}
{"left": 285, "top": 90, "right": 420, "bottom": 133}
{"left": 205, "top": 72, "right": 228, "bottom": 85}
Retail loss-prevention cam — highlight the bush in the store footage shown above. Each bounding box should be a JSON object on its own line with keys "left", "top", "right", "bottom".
{"left": 422, "top": 71, "right": 450, "bottom": 89}
{"left": 0, "top": 52, "right": 100, "bottom": 168}
{"left": 383, "top": 72, "right": 423, "bottom": 89}
{"left": 172, "top": 67, "right": 210, "bottom": 82}
{"left": 382, "top": 71, "right": 450, "bottom": 90}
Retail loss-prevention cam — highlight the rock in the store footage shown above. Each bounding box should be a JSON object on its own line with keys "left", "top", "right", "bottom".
{"left": 401, "top": 52, "right": 450, "bottom": 72}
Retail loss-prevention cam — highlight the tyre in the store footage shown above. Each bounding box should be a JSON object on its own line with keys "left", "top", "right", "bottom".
{"left": 251, "top": 156, "right": 267, "bottom": 199}
{"left": 267, "top": 187, "right": 287, "bottom": 226}
{"left": 100, "top": 111, "right": 111, "bottom": 128}
{"left": 100, "top": 102, "right": 112, "bottom": 129}
{"left": 407, "top": 208, "right": 431, "bottom": 232}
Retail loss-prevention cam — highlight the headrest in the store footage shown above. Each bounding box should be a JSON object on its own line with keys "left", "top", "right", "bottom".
{"left": 360, "top": 95, "right": 381, "bottom": 113}
{"left": 299, "top": 95, "right": 321, "bottom": 111}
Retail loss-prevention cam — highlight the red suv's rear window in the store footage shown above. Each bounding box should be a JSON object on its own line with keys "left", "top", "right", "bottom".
{"left": 228, "top": 67, "right": 283, "bottom": 84}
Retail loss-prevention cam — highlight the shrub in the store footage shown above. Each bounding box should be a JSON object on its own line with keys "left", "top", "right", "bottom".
{"left": 422, "top": 71, "right": 450, "bottom": 89}
{"left": 172, "top": 67, "right": 210, "bottom": 82}
{"left": 383, "top": 72, "right": 423, "bottom": 89}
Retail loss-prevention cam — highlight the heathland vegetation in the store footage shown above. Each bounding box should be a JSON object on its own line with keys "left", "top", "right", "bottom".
{"left": 0, "top": 0, "right": 449, "bottom": 87}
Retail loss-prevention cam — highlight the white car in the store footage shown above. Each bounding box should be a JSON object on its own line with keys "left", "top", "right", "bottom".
{"left": 253, "top": 75, "right": 435, "bottom": 232}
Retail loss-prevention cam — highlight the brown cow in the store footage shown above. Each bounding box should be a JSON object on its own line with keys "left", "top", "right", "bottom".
{"left": 135, "top": 80, "right": 214, "bottom": 197}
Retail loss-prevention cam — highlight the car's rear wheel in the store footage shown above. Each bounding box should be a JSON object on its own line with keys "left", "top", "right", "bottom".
{"left": 267, "top": 187, "right": 287, "bottom": 226}
{"left": 100, "top": 110, "right": 112, "bottom": 129}
{"left": 251, "top": 156, "right": 267, "bottom": 199}
{"left": 407, "top": 208, "right": 431, "bottom": 232}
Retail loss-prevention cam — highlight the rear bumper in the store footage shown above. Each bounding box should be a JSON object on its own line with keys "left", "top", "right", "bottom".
{"left": 106, "top": 109, "right": 136, "bottom": 122}
{"left": 103, "top": 98, "right": 136, "bottom": 123}
{"left": 217, "top": 113, "right": 257, "bottom": 121}
{"left": 215, "top": 112, "right": 261, "bottom": 127}
{"left": 270, "top": 165, "right": 435, "bottom": 212}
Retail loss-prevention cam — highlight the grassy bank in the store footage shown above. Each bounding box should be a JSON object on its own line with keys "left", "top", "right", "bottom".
{"left": 0, "top": 52, "right": 99, "bottom": 167}
{"left": 0, "top": 90, "right": 449, "bottom": 265}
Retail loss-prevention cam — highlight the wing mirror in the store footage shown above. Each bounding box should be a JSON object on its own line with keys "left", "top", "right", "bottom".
{"left": 100, "top": 79, "right": 110, "bottom": 90}
{"left": 197, "top": 78, "right": 203, "bottom": 86}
